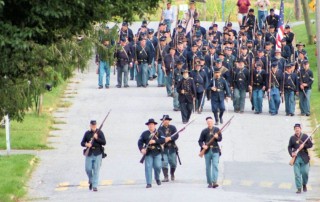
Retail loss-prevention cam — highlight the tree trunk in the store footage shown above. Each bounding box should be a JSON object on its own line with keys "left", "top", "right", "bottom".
{"left": 294, "top": 0, "right": 301, "bottom": 20}
{"left": 301, "top": 0, "right": 313, "bottom": 44}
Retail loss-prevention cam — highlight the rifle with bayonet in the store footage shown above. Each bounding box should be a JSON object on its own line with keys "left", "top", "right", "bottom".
{"left": 83, "top": 110, "right": 112, "bottom": 157}
{"left": 199, "top": 116, "right": 234, "bottom": 158}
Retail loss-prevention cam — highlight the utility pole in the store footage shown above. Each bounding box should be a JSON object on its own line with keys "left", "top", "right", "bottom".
{"left": 5, "top": 115, "right": 11, "bottom": 155}
{"left": 316, "top": 0, "right": 320, "bottom": 90}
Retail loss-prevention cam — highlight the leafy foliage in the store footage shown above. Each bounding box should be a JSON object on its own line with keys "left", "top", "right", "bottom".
{"left": 0, "top": 0, "right": 160, "bottom": 121}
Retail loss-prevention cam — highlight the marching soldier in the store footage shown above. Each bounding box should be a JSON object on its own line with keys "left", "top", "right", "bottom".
{"left": 266, "top": 8, "right": 279, "bottom": 30}
{"left": 175, "top": 41, "right": 188, "bottom": 67}
{"left": 135, "top": 38, "right": 152, "bottom": 87}
{"left": 119, "top": 22, "right": 134, "bottom": 43}
{"left": 272, "top": 49, "right": 286, "bottom": 72}
{"left": 208, "top": 68, "right": 231, "bottom": 125}
{"left": 187, "top": 44, "right": 202, "bottom": 71}
{"left": 280, "top": 38, "right": 292, "bottom": 63}
{"left": 265, "top": 25, "right": 277, "bottom": 48}
{"left": 159, "top": 115, "right": 179, "bottom": 182}
{"left": 198, "top": 117, "right": 222, "bottom": 188}
{"left": 232, "top": 59, "right": 250, "bottom": 113}
{"left": 288, "top": 123, "right": 313, "bottom": 194}
{"left": 155, "top": 36, "right": 170, "bottom": 87}
{"left": 176, "top": 69, "right": 196, "bottom": 124}
{"left": 283, "top": 64, "right": 298, "bottom": 116}
{"left": 163, "top": 47, "right": 179, "bottom": 96}
{"left": 81, "top": 120, "right": 106, "bottom": 192}
{"left": 298, "top": 60, "right": 314, "bottom": 116}
{"left": 284, "top": 25, "right": 295, "bottom": 56}
{"left": 96, "top": 38, "right": 114, "bottom": 89}
{"left": 267, "top": 63, "right": 283, "bottom": 115}
{"left": 190, "top": 62, "right": 208, "bottom": 113}
{"left": 294, "top": 43, "right": 308, "bottom": 61}
{"left": 138, "top": 118, "right": 165, "bottom": 188}
{"left": 115, "top": 37, "right": 132, "bottom": 88}
{"left": 242, "top": 8, "right": 258, "bottom": 40}
{"left": 172, "top": 60, "right": 185, "bottom": 111}
{"left": 147, "top": 29, "right": 158, "bottom": 81}
{"left": 250, "top": 63, "right": 267, "bottom": 114}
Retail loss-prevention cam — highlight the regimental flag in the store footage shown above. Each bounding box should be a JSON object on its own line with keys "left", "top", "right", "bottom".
{"left": 276, "top": 0, "right": 284, "bottom": 50}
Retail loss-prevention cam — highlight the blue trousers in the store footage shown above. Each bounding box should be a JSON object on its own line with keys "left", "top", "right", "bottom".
{"left": 162, "top": 149, "right": 177, "bottom": 169}
{"left": 253, "top": 89, "right": 263, "bottom": 113}
{"left": 165, "top": 72, "right": 173, "bottom": 96}
{"left": 98, "top": 61, "right": 110, "bottom": 87}
{"left": 299, "top": 89, "right": 311, "bottom": 115}
{"left": 117, "top": 64, "right": 129, "bottom": 86}
{"left": 148, "top": 59, "right": 155, "bottom": 78}
{"left": 268, "top": 87, "right": 281, "bottom": 114}
{"left": 85, "top": 154, "right": 102, "bottom": 188}
{"left": 137, "top": 63, "right": 148, "bottom": 86}
{"left": 157, "top": 63, "right": 165, "bottom": 85}
{"left": 211, "top": 97, "right": 225, "bottom": 113}
{"left": 284, "top": 90, "right": 295, "bottom": 115}
{"left": 204, "top": 150, "right": 219, "bottom": 184}
{"left": 233, "top": 88, "right": 246, "bottom": 111}
{"left": 164, "top": 19, "right": 172, "bottom": 30}
{"left": 173, "top": 88, "right": 180, "bottom": 109}
{"left": 145, "top": 154, "right": 162, "bottom": 185}
{"left": 294, "top": 156, "right": 309, "bottom": 189}
{"left": 258, "top": 10, "right": 268, "bottom": 30}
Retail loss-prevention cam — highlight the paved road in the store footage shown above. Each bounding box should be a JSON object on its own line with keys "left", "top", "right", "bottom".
{"left": 27, "top": 57, "right": 320, "bottom": 202}
{"left": 27, "top": 21, "right": 320, "bottom": 202}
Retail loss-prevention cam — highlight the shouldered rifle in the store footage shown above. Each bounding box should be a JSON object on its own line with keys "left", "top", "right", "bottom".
{"left": 84, "top": 109, "right": 112, "bottom": 157}
{"left": 140, "top": 121, "right": 164, "bottom": 164}
{"left": 249, "top": 58, "right": 255, "bottom": 100}
{"left": 281, "top": 72, "right": 285, "bottom": 103}
{"left": 289, "top": 125, "right": 320, "bottom": 166}
{"left": 199, "top": 115, "right": 234, "bottom": 158}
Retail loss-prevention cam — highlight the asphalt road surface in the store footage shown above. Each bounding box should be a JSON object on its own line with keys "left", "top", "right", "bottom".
{"left": 27, "top": 21, "right": 320, "bottom": 202}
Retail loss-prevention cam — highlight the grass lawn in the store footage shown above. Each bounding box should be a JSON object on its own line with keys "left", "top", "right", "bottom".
{"left": 0, "top": 80, "right": 68, "bottom": 149}
{"left": 0, "top": 155, "right": 37, "bottom": 202}
{"left": 292, "top": 22, "right": 320, "bottom": 156}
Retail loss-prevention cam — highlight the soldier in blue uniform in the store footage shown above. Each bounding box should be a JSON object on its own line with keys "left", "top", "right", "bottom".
{"left": 119, "top": 22, "right": 134, "bottom": 43}
{"left": 159, "top": 115, "right": 179, "bottom": 182}
{"left": 272, "top": 49, "right": 286, "bottom": 72}
{"left": 208, "top": 68, "right": 231, "bottom": 125}
{"left": 187, "top": 44, "right": 202, "bottom": 71}
{"left": 138, "top": 118, "right": 165, "bottom": 188}
{"left": 282, "top": 63, "right": 298, "bottom": 116}
{"left": 176, "top": 69, "right": 196, "bottom": 124}
{"left": 134, "top": 38, "right": 152, "bottom": 87}
{"left": 190, "top": 62, "right": 208, "bottom": 113}
{"left": 115, "top": 37, "right": 132, "bottom": 88}
{"left": 81, "top": 120, "right": 106, "bottom": 192}
{"left": 281, "top": 38, "right": 292, "bottom": 63}
{"left": 298, "top": 60, "right": 314, "bottom": 116}
{"left": 267, "top": 63, "right": 283, "bottom": 115}
{"left": 288, "top": 123, "right": 313, "bottom": 194}
{"left": 155, "top": 36, "right": 170, "bottom": 87}
{"left": 172, "top": 60, "right": 184, "bottom": 111}
{"left": 198, "top": 116, "right": 222, "bottom": 188}
{"left": 147, "top": 29, "right": 158, "bottom": 81}
{"left": 163, "top": 47, "right": 179, "bottom": 96}
{"left": 251, "top": 63, "right": 267, "bottom": 114}
{"left": 232, "top": 59, "right": 250, "bottom": 113}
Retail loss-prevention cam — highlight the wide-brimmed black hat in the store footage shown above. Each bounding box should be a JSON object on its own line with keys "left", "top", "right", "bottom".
{"left": 145, "top": 118, "right": 158, "bottom": 125}
{"left": 296, "top": 42, "right": 305, "bottom": 47}
{"left": 160, "top": 115, "right": 172, "bottom": 121}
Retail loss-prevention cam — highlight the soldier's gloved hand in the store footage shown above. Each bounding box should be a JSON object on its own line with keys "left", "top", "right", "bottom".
{"left": 141, "top": 148, "right": 147, "bottom": 155}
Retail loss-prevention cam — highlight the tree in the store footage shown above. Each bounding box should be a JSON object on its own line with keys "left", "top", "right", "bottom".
{"left": 0, "top": 0, "right": 160, "bottom": 121}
